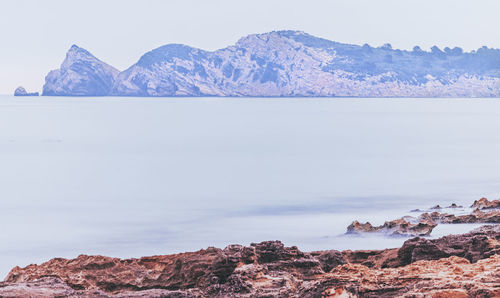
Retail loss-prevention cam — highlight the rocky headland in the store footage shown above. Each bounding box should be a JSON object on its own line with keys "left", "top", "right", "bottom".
{"left": 42, "top": 45, "right": 119, "bottom": 96}
{"left": 41, "top": 31, "right": 500, "bottom": 97}
{"left": 1, "top": 198, "right": 499, "bottom": 297}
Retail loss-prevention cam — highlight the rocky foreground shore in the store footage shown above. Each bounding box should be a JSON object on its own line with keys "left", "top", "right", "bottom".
{"left": 1, "top": 200, "right": 499, "bottom": 297}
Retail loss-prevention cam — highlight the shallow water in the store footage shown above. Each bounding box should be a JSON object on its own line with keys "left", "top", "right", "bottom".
{"left": 1, "top": 96, "right": 500, "bottom": 278}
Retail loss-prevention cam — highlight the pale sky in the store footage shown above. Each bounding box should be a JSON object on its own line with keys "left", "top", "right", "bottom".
{"left": 0, "top": 0, "right": 499, "bottom": 94}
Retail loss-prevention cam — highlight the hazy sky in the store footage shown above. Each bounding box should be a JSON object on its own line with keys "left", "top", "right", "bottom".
{"left": 0, "top": 0, "right": 499, "bottom": 94}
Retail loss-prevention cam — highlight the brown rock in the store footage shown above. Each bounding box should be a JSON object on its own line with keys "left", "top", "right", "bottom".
{"left": 299, "top": 255, "right": 500, "bottom": 297}
{"left": 311, "top": 250, "right": 347, "bottom": 272}
{"left": 471, "top": 197, "right": 500, "bottom": 210}
{"left": 339, "top": 225, "right": 500, "bottom": 270}
{"left": 419, "top": 209, "right": 500, "bottom": 224}
{"left": 1, "top": 229, "right": 500, "bottom": 297}
{"left": 396, "top": 225, "right": 500, "bottom": 266}
{"left": 342, "top": 248, "right": 399, "bottom": 268}
{"left": 346, "top": 218, "right": 437, "bottom": 237}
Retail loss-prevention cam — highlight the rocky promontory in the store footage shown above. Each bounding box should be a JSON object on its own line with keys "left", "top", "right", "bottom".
{"left": 42, "top": 45, "right": 119, "bottom": 96}
{"left": 1, "top": 225, "right": 499, "bottom": 297}
{"left": 42, "top": 31, "right": 500, "bottom": 97}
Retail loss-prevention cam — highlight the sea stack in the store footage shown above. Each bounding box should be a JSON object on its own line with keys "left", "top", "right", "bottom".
{"left": 14, "top": 86, "right": 39, "bottom": 96}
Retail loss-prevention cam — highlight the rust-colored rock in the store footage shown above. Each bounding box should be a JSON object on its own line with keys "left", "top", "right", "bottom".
{"left": 2, "top": 225, "right": 499, "bottom": 297}
{"left": 346, "top": 218, "right": 437, "bottom": 236}
{"left": 344, "top": 225, "right": 500, "bottom": 269}
{"left": 342, "top": 248, "right": 400, "bottom": 268}
{"left": 396, "top": 224, "right": 500, "bottom": 266}
{"left": 301, "top": 255, "right": 500, "bottom": 297}
{"left": 419, "top": 208, "right": 500, "bottom": 224}
{"left": 351, "top": 198, "right": 500, "bottom": 239}
{"left": 471, "top": 197, "right": 500, "bottom": 210}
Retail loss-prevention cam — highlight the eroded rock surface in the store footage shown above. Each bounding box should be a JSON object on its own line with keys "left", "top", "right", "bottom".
{"left": 343, "top": 225, "right": 500, "bottom": 269}
{"left": 306, "top": 255, "right": 500, "bottom": 297}
{"left": 2, "top": 226, "right": 499, "bottom": 297}
{"left": 396, "top": 225, "right": 500, "bottom": 266}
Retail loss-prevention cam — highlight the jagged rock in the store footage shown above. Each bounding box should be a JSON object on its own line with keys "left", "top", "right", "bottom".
{"left": 5, "top": 256, "right": 500, "bottom": 297}
{"left": 2, "top": 241, "right": 329, "bottom": 297}
{"left": 310, "top": 250, "right": 347, "bottom": 272}
{"left": 42, "top": 45, "right": 119, "bottom": 96}
{"left": 13, "top": 86, "right": 38, "bottom": 96}
{"left": 412, "top": 203, "right": 462, "bottom": 213}
{"left": 300, "top": 255, "right": 500, "bottom": 297}
{"left": 2, "top": 228, "right": 500, "bottom": 297}
{"left": 419, "top": 209, "right": 500, "bottom": 224}
{"left": 42, "top": 31, "right": 500, "bottom": 97}
{"left": 396, "top": 225, "right": 500, "bottom": 266}
{"left": 341, "top": 225, "right": 500, "bottom": 269}
{"left": 471, "top": 197, "right": 500, "bottom": 210}
{"left": 346, "top": 218, "right": 437, "bottom": 237}
{"left": 341, "top": 248, "right": 399, "bottom": 268}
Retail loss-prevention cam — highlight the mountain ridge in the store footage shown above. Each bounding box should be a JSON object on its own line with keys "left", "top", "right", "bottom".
{"left": 42, "top": 30, "right": 500, "bottom": 97}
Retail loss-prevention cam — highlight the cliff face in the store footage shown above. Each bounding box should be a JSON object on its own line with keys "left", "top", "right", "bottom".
{"left": 2, "top": 225, "right": 499, "bottom": 297}
{"left": 42, "top": 45, "right": 119, "bottom": 96}
{"left": 43, "top": 31, "right": 500, "bottom": 97}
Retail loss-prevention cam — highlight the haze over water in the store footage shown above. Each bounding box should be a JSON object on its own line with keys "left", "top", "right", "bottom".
{"left": 1, "top": 96, "right": 500, "bottom": 278}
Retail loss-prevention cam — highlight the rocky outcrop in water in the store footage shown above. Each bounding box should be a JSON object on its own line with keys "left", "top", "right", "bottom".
{"left": 42, "top": 45, "right": 119, "bottom": 96}
{"left": 2, "top": 225, "right": 499, "bottom": 297}
{"left": 349, "top": 198, "right": 500, "bottom": 237}
{"left": 42, "top": 31, "right": 500, "bottom": 97}
{"left": 346, "top": 218, "right": 437, "bottom": 237}
{"left": 14, "top": 86, "right": 38, "bottom": 96}
{"left": 342, "top": 225, "right": 500, "bottom": 268}
{"left": 419, "top": 209, "right": 500, "bottom": 224}
{"left": 471, "top": 197, "right": 500, "bottom": 210}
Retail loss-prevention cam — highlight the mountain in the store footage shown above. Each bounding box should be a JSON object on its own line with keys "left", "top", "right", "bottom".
{"left": 42, "top": 45, "right": 119, "bottom": 96}
{"left": 43, "top": 31, "right": 500, "bottom": 97}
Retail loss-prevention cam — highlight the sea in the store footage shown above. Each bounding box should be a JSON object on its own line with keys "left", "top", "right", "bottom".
{"left": 1, "top": 95, "right": 499, "bottom": 278}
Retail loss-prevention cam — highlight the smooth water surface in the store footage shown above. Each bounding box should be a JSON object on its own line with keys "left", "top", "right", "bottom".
{"left": 1, "top": 96, "right": 500, "bottom": 278}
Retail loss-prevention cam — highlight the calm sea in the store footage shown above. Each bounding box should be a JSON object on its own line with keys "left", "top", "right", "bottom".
{"left": 1, "top": 95, "right": 499, "bottom": 278}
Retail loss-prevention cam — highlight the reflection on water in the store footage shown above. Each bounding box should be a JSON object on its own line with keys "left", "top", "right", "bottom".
{"left": 1, "top": 96, "right": 500, "bottom": 278}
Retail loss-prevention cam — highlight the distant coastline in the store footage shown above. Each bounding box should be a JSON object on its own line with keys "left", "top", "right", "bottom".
{"left": 34, "top": 31, "right": 500, "bottom": 98}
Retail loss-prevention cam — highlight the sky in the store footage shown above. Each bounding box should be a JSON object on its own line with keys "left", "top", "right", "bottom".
{"left": 0, "top": 0, "right": 499, "bottom": 94}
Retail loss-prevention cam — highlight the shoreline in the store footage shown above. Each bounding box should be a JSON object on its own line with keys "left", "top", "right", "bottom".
{"left": 1, "top": 199, "right": 499, "bottom": 297}
{"left": 1, "top": 225, "right": 498, "bottom": 297}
